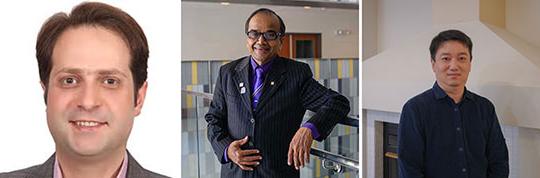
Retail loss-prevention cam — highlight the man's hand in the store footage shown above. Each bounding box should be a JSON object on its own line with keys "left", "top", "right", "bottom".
{"left": 227, "top": 136, "right": 262, "bottom": 171}
{"left": 288, "top": 127, "right": 313, "bottom": 170}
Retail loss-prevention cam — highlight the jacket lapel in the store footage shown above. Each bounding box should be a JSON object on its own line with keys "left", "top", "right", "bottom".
{"left": 29, "top": 154, "right": 55, "bottom": 178}
{"left": 255, "top": 57, "right": 286, "bottom": 111}
{"left": 232, "top": 56, "right": 253, "bottom": 112}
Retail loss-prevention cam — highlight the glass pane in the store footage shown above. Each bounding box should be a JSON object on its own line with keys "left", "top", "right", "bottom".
{"left": 296, "top": 40, "right": 314, "bottom": 58}
{"left": 181, "top": 93, "right": 200, "bottom": 178}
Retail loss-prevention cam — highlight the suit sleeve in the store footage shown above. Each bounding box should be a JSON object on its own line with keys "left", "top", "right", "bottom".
{"left": 398, "top": 101, "right": 425, "bottom": 178}
{"left": 299, "top": 63, "right": 350, "bottom": 141}
{"left": 205, "top": 66, "right": 234, "bottom": 164}
{"left": 486, "top": 103, "right": 509, "bottom": 178}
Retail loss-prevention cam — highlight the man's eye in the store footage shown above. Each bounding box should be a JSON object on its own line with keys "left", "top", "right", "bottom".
{"left": 104, "top": 78, "right": 118, "bottom": 85}
{"left": 62, "top": 77, "right": 78, "bottom": 85}
{"left": 247, "top": 31, "right": 260, "bottom": 39}
{"left": 265, "top": 33, "right": 277, "bottom": 38}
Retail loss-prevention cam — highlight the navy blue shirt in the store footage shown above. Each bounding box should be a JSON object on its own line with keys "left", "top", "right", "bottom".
{"left": 398, "top": 82, "right": 509, "bottom": 178}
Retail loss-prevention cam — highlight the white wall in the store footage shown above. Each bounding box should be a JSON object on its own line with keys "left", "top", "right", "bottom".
{"left": 431, "top": 0, "right": 479, "bottom": 25}
{"left": 362, "top": 0, "right": 378, "bottom": 59}
{"left": 505, "top": 1, "right": 540, "bottom": 177}
{"left": 0, "top": 1, "right": 181, "bottom": 177}
{"left": 376, "top": 0, "right": 431, "bottom": 51}
{"left": 181, "top": 1, "right": 359, "bottom": 60}
{"left": 507, "top": 0, "right": 540, "bottom": 48}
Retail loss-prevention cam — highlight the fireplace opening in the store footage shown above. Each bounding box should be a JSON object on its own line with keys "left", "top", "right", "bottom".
{"left": 383, "top": 122, "right": 399, "bottom": 178}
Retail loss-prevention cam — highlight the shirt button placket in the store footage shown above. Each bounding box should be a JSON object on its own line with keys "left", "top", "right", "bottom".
{"left": 454, "top": 106, "right": 467, "bottom": 176}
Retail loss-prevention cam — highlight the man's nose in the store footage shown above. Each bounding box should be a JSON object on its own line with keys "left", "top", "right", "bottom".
{"left": 77, "top": 84, "right": 101, "bottom": 111}
{"left": 256, "top": 34, "right": 267, "bottom": 44}
{"left": 448, "top": 58, "right": 460, "bottom": 71}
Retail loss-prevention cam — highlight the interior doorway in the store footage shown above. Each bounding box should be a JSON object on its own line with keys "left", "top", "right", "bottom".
{"left": 279, "top": 33, "right": 321, "bottom": 59}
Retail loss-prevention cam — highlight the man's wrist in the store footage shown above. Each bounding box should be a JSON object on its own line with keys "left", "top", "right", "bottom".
{"left": 223, "top": 145, "right": 230, "bottom": 163}
{"left": 302, "top": 122, "right": 320, "bottom": 140}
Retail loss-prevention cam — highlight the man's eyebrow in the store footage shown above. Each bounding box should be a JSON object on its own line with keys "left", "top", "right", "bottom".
{"left": 97, "top": 69, "right": 128, "bottom": 78}
{"left": 53, "top": 68, "right": 83, "bottom": 75}
{"left": 248, "top": 29, "right": 277, "bottom": 33}
{"left": 52, "top": 68, "right": 128, "bottom": 78}
{"left": 439, "top": 52, "right": 451, "bottom": 56}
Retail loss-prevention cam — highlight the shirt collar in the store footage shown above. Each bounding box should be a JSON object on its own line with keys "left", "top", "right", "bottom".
{"left": 250, "top": 56, "right": 275, "bottom": 73}
{"left": 432, "top": 81, "right": 474, "bottom": 101}
{"left": 53, "top": 152, "right": 129, "bottom": 178}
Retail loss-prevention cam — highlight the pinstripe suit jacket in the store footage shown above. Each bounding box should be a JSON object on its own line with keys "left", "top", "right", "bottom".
{"left": 206, "top": 56, "right": 350, "bottom": 178}
{"left": 0, "top": 151, "right": 168, "bottom": 178}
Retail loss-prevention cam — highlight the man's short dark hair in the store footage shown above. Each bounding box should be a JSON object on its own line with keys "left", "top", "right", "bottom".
{"left": 36, "top": 2, "right": 148, "bottom": 103}
{"left": 429, "top": 29, "right": 473, "bottom": 61}
{"left": 245, "top": 8, "right": 286, "bottom": 34}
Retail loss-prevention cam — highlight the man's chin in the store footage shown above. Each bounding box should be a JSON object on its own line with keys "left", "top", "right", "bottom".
{"left": 252, "top": 55, "right": 270, "bottom": 63}
{"left": 66, "top": 141, "right": 109, "bottom": 157}
{"left": 446, "top": 81, "right": 465, "bottom": 88}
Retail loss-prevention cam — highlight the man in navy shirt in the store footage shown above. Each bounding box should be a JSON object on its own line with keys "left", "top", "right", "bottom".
{"left": 398, "top": 30, "right": 509, "bottom": 178}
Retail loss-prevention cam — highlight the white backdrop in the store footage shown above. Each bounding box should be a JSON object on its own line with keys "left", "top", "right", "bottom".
{"left": 0, "top": 1, "right": 181, "bottom": 177}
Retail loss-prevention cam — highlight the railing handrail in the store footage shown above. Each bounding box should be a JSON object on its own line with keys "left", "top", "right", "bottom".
{"left": 182, "top": 89, "right": 214, "bottom": 99}
{"left": 182, "top": 89, "right": 359, "bottom": 171}
{"left": 311, "top": 148, "right": 359, "bottom": 169}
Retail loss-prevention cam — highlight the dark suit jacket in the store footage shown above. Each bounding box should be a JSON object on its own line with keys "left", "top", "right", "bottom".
{"left": 0, "top": 151, "right": 168, "bottom": 178}
{"left": 206, "top": 56, "right": 350, "bottom": 178}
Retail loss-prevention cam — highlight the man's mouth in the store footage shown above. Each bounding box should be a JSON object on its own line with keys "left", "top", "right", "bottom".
{"left": 254, "top": 46, "right": 270, "bottom": 51}
{"left": 69, "top": 120, "right": 108, "bottom": 130}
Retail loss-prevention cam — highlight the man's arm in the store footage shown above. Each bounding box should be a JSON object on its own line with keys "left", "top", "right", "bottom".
{"left": 397, "top": 101, "right": 425, "bottom": 178}
{"left": 299, "top": 64, "right": 350, "bottom": 140}
{"left": 288, "top": 63, "right": 350, "bottom": 169}
{"left": 486, "top": 104, "right": 509, "bottom": 178}
{"left": 205, "top": 67, "right": 234, "bottom": 164}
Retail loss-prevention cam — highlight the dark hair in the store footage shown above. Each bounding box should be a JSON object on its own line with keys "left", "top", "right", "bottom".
{"left": 245, "top": 8, "right": 286, "bottom": 34}
{"left": 429, "top": 29, "right": 473, "bottom": 61}
{"left": 36, "top": 2, "right": 148, "bottom": 103}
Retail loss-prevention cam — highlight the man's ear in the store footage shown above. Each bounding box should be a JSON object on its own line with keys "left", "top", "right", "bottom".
{"left": 278, "top": 35, "right": 286, "bottom": 50}
{"left": 431, "top": 59, "right": 436, "bottom": 72}
{"left": 134, "top": 81, "right": 148, "bottom": 116}
{"left": 40, "top": 81, "right": 47, "bottom": 104}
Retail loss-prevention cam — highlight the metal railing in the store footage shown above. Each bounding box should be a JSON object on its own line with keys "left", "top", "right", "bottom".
{"left": 181, "top": 89, "right": 359, "bottom": 174}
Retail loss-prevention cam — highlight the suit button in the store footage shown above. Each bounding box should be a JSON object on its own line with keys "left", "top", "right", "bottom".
{"left": 250, "top": 118, "right": 255, "bottom": 123}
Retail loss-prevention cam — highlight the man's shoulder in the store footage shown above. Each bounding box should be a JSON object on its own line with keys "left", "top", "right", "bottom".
{"left": 219, "top": 56, "right": 249, "bottom": 72}
{"left": 0, "top": 164, "right": 48, "bottom": 178}
{"left": 137, "top": 170, "right": 169, "bottom": 178}
{"left": 0, "top": 154, "right": 55, "bottom": 178}
{"left": 126, "top": 152, "right": 170, "bottom": 178}
{"left": 466, "top": 90, "right": 495, "bottom": 108}
{"left": 405, "top": 88, "right": 435, "bottom": 107}
{"left": 277, "top": 56, "right": 309, "bottom": 68}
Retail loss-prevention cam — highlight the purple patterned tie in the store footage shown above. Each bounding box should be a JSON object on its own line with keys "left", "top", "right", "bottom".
{"left": 252, "top": 67, "right": 264, "bottom": 109}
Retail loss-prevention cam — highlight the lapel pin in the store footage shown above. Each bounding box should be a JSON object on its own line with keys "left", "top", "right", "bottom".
{"left": 270, "top": 81, "right": 275, "bottom": 86}
{"left": 240, "top": 87, "right": 246, "bottom": 94}
{"left": 239, "top": 82, "right": 244, "bottom": 87}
